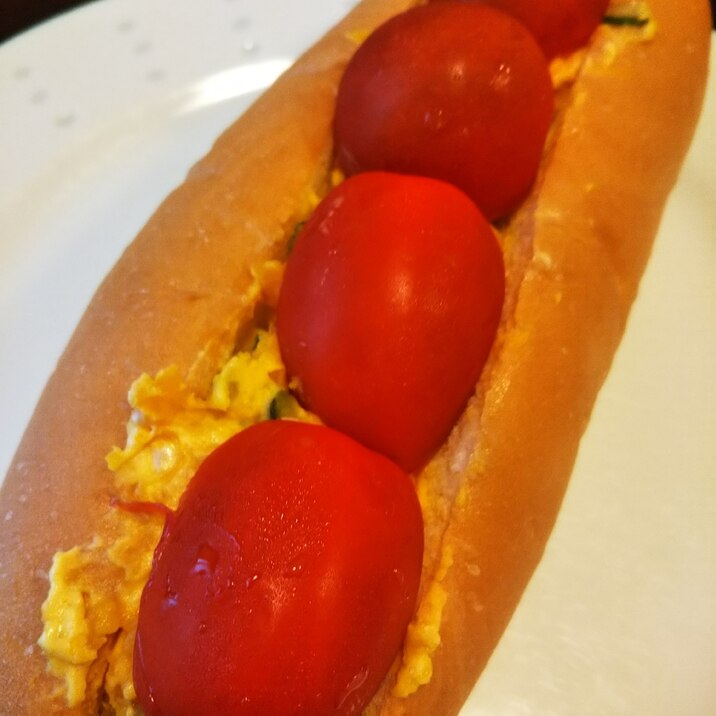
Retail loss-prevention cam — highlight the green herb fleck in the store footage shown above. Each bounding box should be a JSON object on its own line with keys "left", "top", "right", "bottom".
{"left": 286, "top": 221, "right": 306, "bottom": 257}
{"left": 268, "top": 390, "right": 298, "bottom": 420}
{"left": 602, "top": 15, "right": 650, "bottom": 27}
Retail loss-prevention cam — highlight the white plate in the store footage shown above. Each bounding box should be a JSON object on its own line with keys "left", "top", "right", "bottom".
{"left": 0, "top": 3, "right": 714, "bottom": 714}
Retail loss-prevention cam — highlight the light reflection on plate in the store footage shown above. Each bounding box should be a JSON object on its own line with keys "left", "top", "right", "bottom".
{"left": 177, "top": 59, "right": 292, "bottom": 114}
{"left": 0, "top": 3, "right": 713, "bottom": 714}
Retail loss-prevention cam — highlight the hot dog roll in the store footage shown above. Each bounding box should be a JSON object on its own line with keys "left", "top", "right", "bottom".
{"left": 0, "top": 0, "right": 710, "bottom": 714}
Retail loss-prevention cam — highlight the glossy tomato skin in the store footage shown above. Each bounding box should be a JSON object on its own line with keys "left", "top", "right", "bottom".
{"left": 277, "top": 172, "right": 504, "bottom": 473}
{"left": 134, "top": 420, "right": 423, "bottom": 716}
{"left": 470, "top": 0, "right": 610, "bottom": 58}
{"left": 333, "top": 3, "right": 553, "bottom": 220}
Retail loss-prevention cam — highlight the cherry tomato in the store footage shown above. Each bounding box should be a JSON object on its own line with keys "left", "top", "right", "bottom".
{"left": 333, "top": 3, "right": 554, "bottom": 220}
{"left": 471, "top": 0, "right": 610, "bottom": 58}
{"left": 134, "top": 420, "right": 423, "bottom": 716}
{"left": 277, "top": 172, "right": 504, "bottom": 473}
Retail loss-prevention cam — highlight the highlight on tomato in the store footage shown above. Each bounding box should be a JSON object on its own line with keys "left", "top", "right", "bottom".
{"left": 333, "top": 2, "right": 554, "bottom": 220}
{"left": 277, "top": 172, "right": 505, "bottom": 473}
{"left": 134, "top": 420, "right": 423, "bottom": 716}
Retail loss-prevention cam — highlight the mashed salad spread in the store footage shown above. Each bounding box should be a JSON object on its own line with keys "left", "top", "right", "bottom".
{"left": 37, "top": 260, "right": 451, "bottom": 713}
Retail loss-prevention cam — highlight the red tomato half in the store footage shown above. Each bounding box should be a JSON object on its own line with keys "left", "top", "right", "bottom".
{"left": 134, "top": 420, "right": 423, "bottom": 716}
{"left": 277, "top": 173, "right": 504, "bottom": 472}
{"left": 333, "top": 3, "right": 554, "bottom": 220}
{"left": 474, "top": 0, "right": 610, "bottom": 58}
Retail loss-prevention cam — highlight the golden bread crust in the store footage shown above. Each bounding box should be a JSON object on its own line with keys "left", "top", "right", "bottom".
{"left": 0, "top": 0, "right": 709, "bottom": 713}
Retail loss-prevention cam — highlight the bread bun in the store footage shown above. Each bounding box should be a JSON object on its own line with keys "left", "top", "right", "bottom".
{"left": 0, "top": 0, "right": 710, "bottom": 713}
